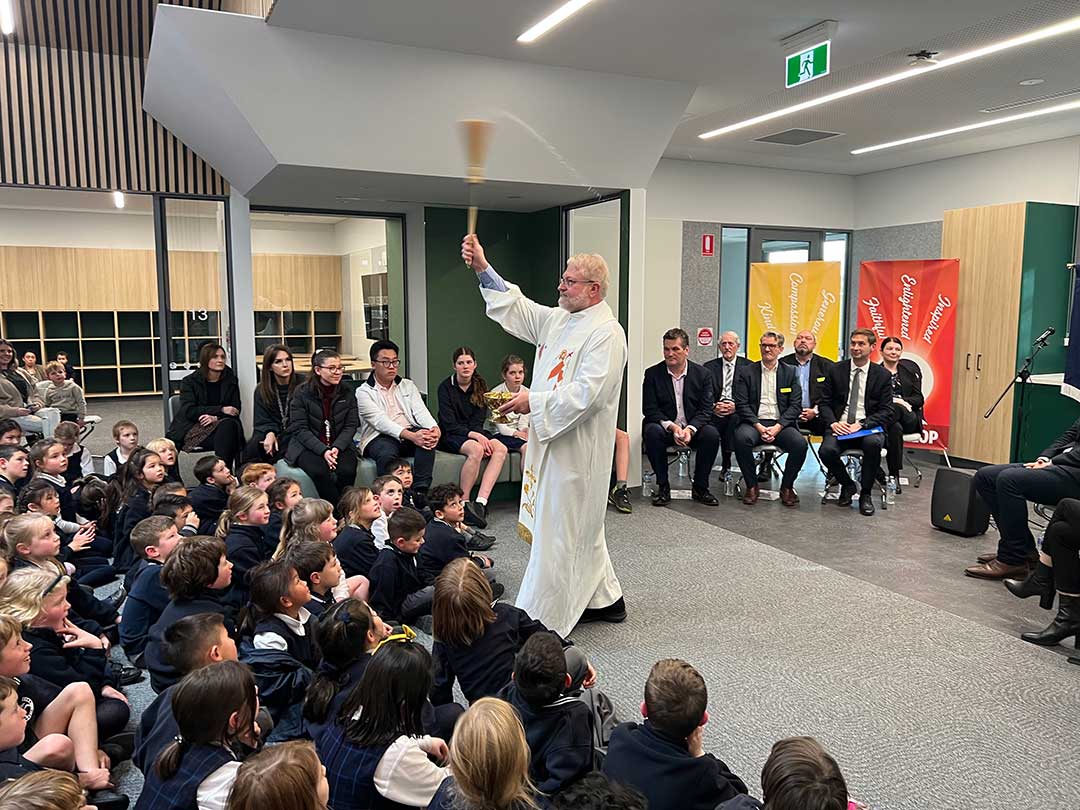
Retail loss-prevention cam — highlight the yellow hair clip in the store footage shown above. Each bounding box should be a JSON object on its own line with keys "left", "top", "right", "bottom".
{"left": 374, "top": 624, "right": 417, "bottom": 653}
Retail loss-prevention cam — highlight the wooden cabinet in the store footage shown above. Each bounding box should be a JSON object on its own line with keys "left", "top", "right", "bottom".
{"left": 943, "top": 202, "right": 1076, "bottom": 464}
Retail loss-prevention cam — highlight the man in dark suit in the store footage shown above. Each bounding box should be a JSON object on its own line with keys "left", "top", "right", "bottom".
{"left": 818, "top": 328, "right": 895, "bottom": 516}
{"left": 732, "top": 331, "right": 808, "bottom": 506}
{"left": 703, "top": 331, "right": 752, "bottom": 474}
{"left": 642, "top": 328, "right": 720, "bottom": 507}
{"left": 779, "top": 329, "right": 835, "bottom": 436}
{"left": 965, "top": 418, "right": 1080, "bottom": 579}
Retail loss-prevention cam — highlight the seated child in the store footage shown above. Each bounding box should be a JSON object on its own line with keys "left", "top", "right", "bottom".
{"left": 145, "top": 438, "right": 183, "bottom": 485}
{"left": 227, "top": 741, "right": 328, "bottom": 810}
{"left": 102, "top": 420, "right": 138, "bottom": 479}
{"left": 418, "top": 483, "right": 499, "bottom": 596}
{"left": 551, "top": 772, "right": 647, "bottom": 810}
{"left": 188, "top": 455, "right": 236, "bottom": 535}
{"left": 301, "top": 599, "right": 390, "bottom": 743}
{"left": 263, "top": 477, "right": 301, "bottom": 559}
{"left": 0, "top": 674, "right": 74, "bottom": 779}
{"left": 499, "top": 632, "right": 594, "bottom": 796}
{"left": 28, "top": 440, "right": 76, "bottom": 523}
{"left": 276, "top": 498, "right": 366, "bottom": 601}
{"left": 114, "top": 448, "right": 166, "bottom": 578}
{"left": 286, "top": 540, "right": 345, "bottom": 617}
{"left": 316, "top": 641, "right": 448, "bottom": 810}
{"left": 0, "top": 445, "right": 28, "bottom": 499}
{"left": 41, "top": 363, "right": 86, "bottom": 425}
{"left": 369, "top": 474, "right": 403, "bottom": 549}
{"left": 367, "top": 507, "right": 432, "bottom": 625}
{"left": 0, "top": 769, "right": 129, "bottom": 810}
{"left": 118, "top": 517, "right": 181, "bottom": 665}
{"left": 144, "top": 535, "right": 236, "bottom": 693}
{"left": 0, "top": 420, "right": 23, "bottom": 447}
{"left": 388, "top": 457, "right": 425, "bottom": 515}
{"left": 53, "top": 422, "right": 92, "bottom": 489}
{"left": 216, "top": 486, "right": 271, "bottom": 610}
{"left": 240, "top": 462, "right": 276, "bottom": 491}
{"left": 431, "top": 558, "right": 571, "bottom": 706}
{"left": 138, "top": 661, "right": 259, "bottom": 810}
{"left": 603, "top": 659, "right": 749, "bottom": 810}
{"left": 133, "top": 613, "right": 239, "bottom": 776}
{"left": 238, "top": 559, "right": 317, "bottom": 741}
{"left": 333, "top": 487, "right": 380, "bottom": 579}
{"left": 151, "top": 493, "right": 200, "bottom": 537}
{"left": 756, "top": 736, "right": 858, "bottom": 810}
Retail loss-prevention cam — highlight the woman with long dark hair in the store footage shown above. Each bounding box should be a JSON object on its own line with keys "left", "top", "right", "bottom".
{"left": 0, "top": 340, "right": 58, "bottom": 438}
{"left": 878, "top": 336, "right": 923, "bottom": 493}
{"left": 166, "top": 342, "right": 245, "bottom": 470}
{"left": 243, "top": 344, "right": 300, "bottom": 464}
{"left": 283, "top": 349, "right": 359, "bottom": 503}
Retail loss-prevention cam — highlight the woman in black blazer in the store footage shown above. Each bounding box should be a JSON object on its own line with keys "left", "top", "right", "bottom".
{"left": 284, "top": 349, "right": 360, "bottom": 502}
{"left": 166, "top": 342, "right": 245, "bottom": 470}
{"left": 243, "top": 343, "right": 301, "bottom": 464}
{"left": 879, "top": 336, "right": 924, "bottom": 489}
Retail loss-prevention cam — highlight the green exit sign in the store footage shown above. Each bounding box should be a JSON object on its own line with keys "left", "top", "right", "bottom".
{"left": 786, "top": 40, "right": 830, "bottom": 88}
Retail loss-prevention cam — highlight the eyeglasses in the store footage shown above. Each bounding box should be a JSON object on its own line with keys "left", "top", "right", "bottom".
{"left": 318, "top": 365, "right": 344, "bottom": 374}
{"left": 374, "top": 359, "right": 400, "bottom": 368}
{"left": 759, "top": 343, "right": 780, "bottom": 350}
{"left": 560, "top": 275, "right": 596, "bottom": 287}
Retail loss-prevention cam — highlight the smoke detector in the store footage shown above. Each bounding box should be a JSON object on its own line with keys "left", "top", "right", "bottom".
{"left": 908, "top": 50, "right": 940, "bottom": 67}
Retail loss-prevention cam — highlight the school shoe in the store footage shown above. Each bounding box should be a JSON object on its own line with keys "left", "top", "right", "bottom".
{"left": 608, "top": 485, "right": 633, "bottom": 514}
{"left": 107, "top": 585, "right": 127, "bottom": 609}
{"left": 836, "top": 482, "right": 857, "bottom": 507}
{"left": 463, "top": 501, "right": 488, "bottom": 529}
{"left": 465, "top": 532, "right": 496, "bottom": 552}
{"left": 859, "top": 495, "right": 875, "bottom": 516}
{"left": 652, "top": 483, "right": 671, "bottom": 507}
{"left": 578, "top": 597, "right": 627, "bottom": 624}
{"left": 691, "top": 487, "right": 718, "bottom": 506}
{"left": 101, "top": 732, "right": 135, "bottom": 764}
{"left": 1021, "top": 594, "right": 1080, "bottom": 646}
{"left": 490, "top": 581, "right": 506, "bottom": 600}
{"left": 116, "top": 666, "right": 144, "bottom": 686}
{"left": 87, "top": 789, "right": 129, "bottom": 810}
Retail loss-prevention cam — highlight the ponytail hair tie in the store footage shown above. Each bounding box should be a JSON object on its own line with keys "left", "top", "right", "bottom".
{"left": 173, "top": 734, "right": 184, "bottom": 745}
{"left": 339, "top": 611, "right": 352, "bottom": 626}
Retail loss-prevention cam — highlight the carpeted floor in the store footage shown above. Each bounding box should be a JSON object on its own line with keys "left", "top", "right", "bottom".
{"left": 105, "top": 492, "right": 1080, "bottom": 809}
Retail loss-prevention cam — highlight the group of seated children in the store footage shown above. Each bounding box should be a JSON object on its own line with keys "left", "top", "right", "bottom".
{"left": 0, "top": 413, "right": 865, "bottom": 810}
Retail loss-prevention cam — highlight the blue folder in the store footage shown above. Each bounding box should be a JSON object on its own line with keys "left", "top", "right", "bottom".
{"left": 835, "top": 425, "right": 885, "bottom": 441}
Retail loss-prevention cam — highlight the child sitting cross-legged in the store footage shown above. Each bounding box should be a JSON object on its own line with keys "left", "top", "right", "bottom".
{"left": 0, "top": 769, "right": 128, "bottom": 810}
{"left": 602, "top": 658, "right": 749, "bottom": 810}
{"left": 418, "top": 483, "right": 502, "bottom": 598}
{"left": 286, "top": 540, "right": 347, "bottom": 618}
{"left": 144, "top": 535, "right": 236, "bottom": 693}
{"left": 113, "top": 448, "right": 167, "bottom": 577}
{"left": 136, "top": 660, "right": 260, "bottom": 810}
{"left": 367, "top": 507, "right": 433, "bottom": 626}
{"left": 118, "top": 516, "right": 181, "bottom": 667}
{"left": 316, "top": 640, "right": 449, "bottom": 810}
{"left": 301, "top": 598, "right": 390, "bottom": 743}
{"left": 16, "top": 481, "right": 104, "bottom": 587}
{"left": 216, "top": 486, "right": 271, "bottom": 610}
{"left": 237, "top": 559, "right": 318, "bottom": 741}
{"left": 332, "top": 487, "right": 380, "bottom": 580}
{"left": 189, "top": 456, "right": 236, "bottom": 536}
{"left": 275, "top": 498, "right": 367, "bottom": 601}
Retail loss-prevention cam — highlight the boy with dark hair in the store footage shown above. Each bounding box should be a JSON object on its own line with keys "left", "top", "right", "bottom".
{"left": 550, "top": 772, "right": 647, "bottom": 810}
{"left": 367, "top": 506, "right": 433, "bottom": 623}
{"left": 143, "top": 535, "right": 236, "bottom": 693}
{"left": 0, "top": 419, "right": 22, "bottom": 446}
{"left": 0, "top": 445, "right": 29, "bottom": 498}
{"left": 369, "top": 473, "right": 403, "bottom": 549}
{"left": 418, "top": 483, "right": 500, "bottom": 595}
{"left": 285, "top": 540, "right": 342, "bottom": 618}
{"left": 188, "top": 455, "right": 236, "bottom": 535}
{"left": 102, "top": 420, "right": 138, "bottom": 479}
{"left": 603, "top": 659, "right": 748, "bottom": 810}
{"left": 151, "top": 493, "right": 200, "bottom": 536}
{"left": 500, "top": 632, "right": 594, "bottom": 796}
{"left": 119, "top": 516, "right": 182, "bottom": 665}
{"left": 758, "top": 736, "right": 850, "bottom": 810}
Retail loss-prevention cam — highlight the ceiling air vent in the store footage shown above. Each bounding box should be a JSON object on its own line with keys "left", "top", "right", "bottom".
{"left": 980, "top": 87, "right": 1080, "bottom": 114}
{"left": 753, "top": 128, "right": 842, "bottom": 146}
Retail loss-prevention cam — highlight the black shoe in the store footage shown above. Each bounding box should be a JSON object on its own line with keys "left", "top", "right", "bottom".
{"left": 894, "top": 479, "right": 903, "bottom": 495}
{"left": 101, "top": 731, "right": 135, "bottom": 764}
{"left": 463, "top": 501, "right": 488, "bottom": 529}
{"left": 1022, "top": 594, "right": 1080, "bottom": 646}
{"left": 116, "top": 665, "right": 144, "bottom": 686}
{"left": 490, "top": 581, "right": 506, "bottom": 600}
{"left": 859, "top": 495, "right": 875, "bottom": 516}
{"left": 465, "top": 531, "right": 496, "bottom": 552}
{"left": 107, "top": 586, "right": 127, "bottom": 609}
{"left": 578, "top": 597, "right": 627, "bottom": 624}
{"left": 651, "top": 483, "right": 671, "bottom": 507}
{"left": 608, "top": 485, "right": 633, "bottom": 514}
{"left": 87, "top": 789, "right": 129, "bottom": 810}
{"left": 691, "top": 487, "right": 718, "bottom": 506}
{"left": 837, "top": 482, "right": 857, "bottom": 507}
{"left": 1004, "top": 562, "right": 1056, "bottom": 610}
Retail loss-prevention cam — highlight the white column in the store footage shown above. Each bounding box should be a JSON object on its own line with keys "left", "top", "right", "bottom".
{"left": 626, "top": 187, "right": 647, "bottom": 485}
{"left": 228, "top": 189, "right": 257, "bottom": 436}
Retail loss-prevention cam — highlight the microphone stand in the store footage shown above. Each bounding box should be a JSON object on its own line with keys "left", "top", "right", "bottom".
{"left": 984, "top": 337, "right": 1050, "bottom": 462}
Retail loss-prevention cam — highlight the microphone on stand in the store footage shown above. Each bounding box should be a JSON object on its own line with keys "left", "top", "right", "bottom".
{"left": 1033, "top": 325, "right": 1055, "bottom": 346}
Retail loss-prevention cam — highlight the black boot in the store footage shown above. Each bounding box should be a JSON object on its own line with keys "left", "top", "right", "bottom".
{"left": 1021, "top": 594, "right": 1080, "bottom": 646}
{"left": 1004, "top": 562, "right": 1055, "bottom": 610}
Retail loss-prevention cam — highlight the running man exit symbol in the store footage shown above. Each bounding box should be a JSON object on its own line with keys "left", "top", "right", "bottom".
{"left": 786, "top": 40, "right": 830, "bottom": 88}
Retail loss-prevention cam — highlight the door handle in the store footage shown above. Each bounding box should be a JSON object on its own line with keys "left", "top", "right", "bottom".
{"left": 976, "top": 354, "right": 982, "bottom": 372}
{"left": 966, "top": 353, "right": 971, "bottom": 370}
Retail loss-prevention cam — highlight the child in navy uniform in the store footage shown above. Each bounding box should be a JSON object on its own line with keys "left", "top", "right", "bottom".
{"left": 144, "top": 535, "right": 236, "bottom": 693}
{"left": 262, "top": 477, "right": 301, "bottom": 560}
{"left": 603, "top": 659, "right": 748, "bottom": 810}
{"left": 238, "top": 559, "right": 317, "bottom": 741}
{"left": 417, "top": 483, "right": 499, "bottom": 597}
{"left": 119, "top": 516, "right": 181, "bottom": 666}
{"left": 114, "top": 448, "right": 167, "bottom": 577}
{"left": 102, "top": 420, "right": 138, "bottom": 479}
{"left": 54, "top": 422, "right": 93, "bottom": 489}
{"left": 0, "top": 445, "right": 28, "bottom": 499}
{"left": 216, "top": 486, "right": 271, "bottom": 610}
{"left": 188, "top": 456, "right": 235, "bottom": 536}
{"left": 367, "top": 507, "right": 432, "bottom": 624}
{"left": 151, "top": 494, "right": 200, "bottom": 537}
{"left": 333, "top": 486, "right": 380, "bottom": 579}
{"left": 286, "top": 540, "right": 342, "bottom": 618}
{"left": 146, "top": 438, "right": 184, "bottom": 486}
{"left": 135, "top": 661, "right": 258, "bottom": 810}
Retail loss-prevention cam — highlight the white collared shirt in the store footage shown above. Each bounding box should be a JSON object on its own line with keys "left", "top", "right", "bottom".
{"left": 844, "top": 361, "right": 870, "bottom": 423}
{"left": 660, "top": 365, "right": 692, "bottom": 432}
{"left": 721, "top": 358, "right": 737, "bottom": 399}
{"left": 252, "top": 608, "right": 312, "bottom": 652}
{"left": 758, "top": 363, "right": 779, "bottom": 421}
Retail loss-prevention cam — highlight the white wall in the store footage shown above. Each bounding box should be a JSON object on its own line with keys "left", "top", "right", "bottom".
{"left": 853, "top": 136, "right": 1080, "bottom": 229}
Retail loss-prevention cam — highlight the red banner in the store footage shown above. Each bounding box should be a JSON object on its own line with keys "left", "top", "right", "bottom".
{"left": 856, "top": 259, "right": 959, "bottom": 449}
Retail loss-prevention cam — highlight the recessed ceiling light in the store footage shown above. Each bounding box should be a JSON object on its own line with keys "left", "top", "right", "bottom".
{"left": 0, "top": 0, "right": 15, "bottom": 36}
{"left": 700, "top": 14, "right": 1080, "bottom": 139}
{"left": 851, "top": 99, "right": 1080, "bottom": 154}
{"left": 518, "top": 0, "right": 600, "bottom": 44}
{"left": 1019, "top": 78, "right": 1045, "bottom": 86}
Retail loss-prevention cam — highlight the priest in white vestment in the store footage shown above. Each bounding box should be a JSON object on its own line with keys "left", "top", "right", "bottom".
{"left": 461, "top": 234, "right": 626, "bottom": 637}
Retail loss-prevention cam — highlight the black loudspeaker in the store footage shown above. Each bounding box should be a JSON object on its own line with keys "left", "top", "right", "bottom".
{"left": 931, "top": 468, "right": 991, "bottom": 536}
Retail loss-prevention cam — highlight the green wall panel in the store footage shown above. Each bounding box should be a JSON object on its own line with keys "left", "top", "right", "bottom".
{"left": 423, "top": 206, "right": 561, "bottom": 406}
{"left": 1015, "top": 202, "right": 1076, "bottom": 373}
{"left": 1014, "top": 383, "right": 1080, "bottom": 461}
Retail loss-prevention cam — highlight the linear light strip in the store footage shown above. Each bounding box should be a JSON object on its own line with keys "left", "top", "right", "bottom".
{"left": 699, "top": 14, "right": 1080, "bottom": 139}
{"left": 851, "top": 99, "right": 1080, "bottom": 154}
{"left": 518, "top": 0, "right": 599, "bottom": 44}
{"left": 0, "top": 0, "right": 15, "bottom": 36}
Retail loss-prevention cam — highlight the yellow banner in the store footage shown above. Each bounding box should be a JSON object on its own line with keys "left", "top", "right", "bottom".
{"left": 747, "top": 261, "right": 841, "bottom": 361}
